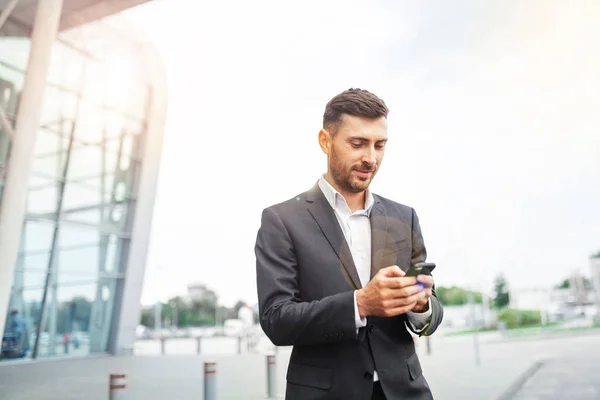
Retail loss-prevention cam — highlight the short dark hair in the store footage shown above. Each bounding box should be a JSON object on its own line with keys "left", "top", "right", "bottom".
{"left": 323, "top": 88, "right": 389, "bottom": 135}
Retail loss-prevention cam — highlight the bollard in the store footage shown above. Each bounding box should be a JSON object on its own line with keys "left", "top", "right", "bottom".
{"left": 266, "top": 354, "right": 277, "bottom": 398}
{"left": 161, "top": 337, "right": 166, "bottom": 355}
{"left": 204, "top": 361, "right": 217, "bottom": 400}
{"left": 196, "top": 336, "right": 202, "bottom": 355}
{"left": 237, "top": 335, "right": 242, "bottom": 354}
{"left": 109, "top": 373, "right": 126, "bottom": 400}
{"left": 426, "top": 336, "right": 431, "bottom": 355}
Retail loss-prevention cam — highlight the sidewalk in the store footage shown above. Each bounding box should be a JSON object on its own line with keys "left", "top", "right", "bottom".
{"left": 506, "top": 358, "right": 600, "bottom": 399}
{"left": 0, "top": 331, "right": 598, "bottom": 399}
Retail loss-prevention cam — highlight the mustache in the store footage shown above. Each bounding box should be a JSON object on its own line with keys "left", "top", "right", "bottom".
{"left": 353, "top": 163, "right": 377, "bottom": 172}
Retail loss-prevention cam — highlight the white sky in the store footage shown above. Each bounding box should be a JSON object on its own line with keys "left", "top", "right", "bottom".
{"left": 122, "top": 0, "right": 600, "bottom": 307}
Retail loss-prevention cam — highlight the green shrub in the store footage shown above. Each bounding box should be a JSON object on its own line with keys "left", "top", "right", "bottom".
{"left": 497, "top": 309, "right": 541, "bottom": 329}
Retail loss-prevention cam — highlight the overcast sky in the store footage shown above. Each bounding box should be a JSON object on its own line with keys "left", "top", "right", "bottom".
{"left": 123, "top": 0, "right": 600, "bottom": 307}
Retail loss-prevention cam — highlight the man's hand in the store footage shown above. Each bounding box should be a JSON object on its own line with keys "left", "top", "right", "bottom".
{"left": 356, "top": 266, "right": 428, "bottom": 318}
{"left": 410, "top": 275, "right": 434, "bottom": 313}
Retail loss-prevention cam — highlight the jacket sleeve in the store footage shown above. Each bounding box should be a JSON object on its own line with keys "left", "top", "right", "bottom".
{"left": 255, "top": 207, "right": 358, "bottom": 346}
{"left": 406, "top": 207, "right": 444, "bottom": 336}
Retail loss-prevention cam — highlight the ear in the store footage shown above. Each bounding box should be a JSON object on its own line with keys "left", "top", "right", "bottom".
{"left": 318, "top": 129, "right": 332, "bottom": 155}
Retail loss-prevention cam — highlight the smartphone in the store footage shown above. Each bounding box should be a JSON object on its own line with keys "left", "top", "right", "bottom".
{"left": 405, "top": 262, "right": 436, "bottom": 277}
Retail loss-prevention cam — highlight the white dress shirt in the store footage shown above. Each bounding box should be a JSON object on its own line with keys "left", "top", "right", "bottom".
{"left": 318, "top": 175, "right": 432, "bottom": 382}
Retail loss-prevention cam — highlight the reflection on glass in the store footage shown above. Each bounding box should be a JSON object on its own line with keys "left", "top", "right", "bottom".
{"left": 38, "top": 283, "right": 97, "bottom": 358}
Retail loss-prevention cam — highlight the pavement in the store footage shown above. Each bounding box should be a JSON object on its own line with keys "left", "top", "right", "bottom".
{"left": 0, "top": 329, "right": 599, "bottom": 399}
{"left": 509, "top": 358, "right": 600, "bottom": 399}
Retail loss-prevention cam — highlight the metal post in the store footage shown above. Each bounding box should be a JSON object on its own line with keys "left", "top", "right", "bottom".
{"left": 109, "top": 373, "right": 126, "bottom": 400}
{"left": 0, "top": 106, "right": 14, "bottom": 140}
{"left": 237, "top": 335, "right": 242, "bottom": 354}
{"left": 204, "top": 361, "right": 217, "bottom": 400}
{"left": 196, "top": 336, "right": 202, "bottom": 354}
{"left": 425, "top": 336, "right": 431, "bottom": 355}
{"left": 266, "top": 354, "right": 277, "bottom": 398}
{"left": 468, "top": 290, "right": 480, "bottom": 366}
{"left": 590, "top": 255, "right": 600, "bottom": 324}
{"left": 154, "top": 301, "right": 162, "bottom": 332}
{"left": 160, "top": 337, "right": 166, "bottom": 355}
{"left": 0, "top": 0, "right": 65, "bottom": 343}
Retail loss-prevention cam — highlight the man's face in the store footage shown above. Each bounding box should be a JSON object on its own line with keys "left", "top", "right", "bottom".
{"left": 326, "top": 114, "right": 388, "bottom": 193}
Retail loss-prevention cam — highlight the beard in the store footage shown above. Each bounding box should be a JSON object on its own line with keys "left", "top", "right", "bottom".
{"left": 329, "top": 146, "right": 377, "bottom": 194}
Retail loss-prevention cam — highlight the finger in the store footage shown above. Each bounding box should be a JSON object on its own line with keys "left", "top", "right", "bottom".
{"left": 384, "top": 302, "right": 418, "bottom": 317}
{"left": 387, "top": 284, "right": 424, "bottom": 298}
{"left": 380, "top": 265, "right": 404, "bottom": 277}
{"left": 384, "top": 276, "right": 418, "bottom": 289}
{"left": 386, "top": 290, "right": 427, "bottom": 306}
{"left": 416, "top": 275, "right": 434, "bottom": 287}
{"left": 383, "top": 294, "right": 423, "bottom": 309}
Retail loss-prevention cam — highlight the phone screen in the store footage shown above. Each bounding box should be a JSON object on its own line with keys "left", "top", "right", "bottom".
{"left": 405, "top": 262, "right": 436, "bottom": 277}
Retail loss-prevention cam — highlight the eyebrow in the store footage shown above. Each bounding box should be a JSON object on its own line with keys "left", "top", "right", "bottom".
{"left": 348, "top": 137, "right": 388, "bottom": 143}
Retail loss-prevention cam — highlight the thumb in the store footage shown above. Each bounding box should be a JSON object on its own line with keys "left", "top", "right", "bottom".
{"left": 382, "top": 265, "right": 405, "bottom": 277}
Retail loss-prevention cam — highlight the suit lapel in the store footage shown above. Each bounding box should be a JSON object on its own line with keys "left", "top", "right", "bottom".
{"left": 370, "top": 198, "right": 388, "bottom": 279}
{"left": 306, "top": 184, "right": 362, "bottom": 290}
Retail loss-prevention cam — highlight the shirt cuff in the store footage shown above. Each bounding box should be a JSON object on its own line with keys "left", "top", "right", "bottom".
{"left": 406, "top": 298, "right": 432, "bottom": 332}
{"left": 354, "top": 290, "right": 367, "bottom": 332}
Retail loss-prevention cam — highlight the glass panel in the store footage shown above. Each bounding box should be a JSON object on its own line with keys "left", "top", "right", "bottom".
{"left": 62, "top": 182, "right": 102, "bottom": 212}
{"left": 39, "top": 86, "right": 79, "bottom": 129}
{"left": 33, "top": 126, "right": 71, "bottom": 159}
{"left": 47, "top": 42, "right": 85, "bottom": 92}
{"left": 0, "top": 46, "right": 29, "bottom": 75}
{"left": 67, "top": 143, "right": 103, "bottom": 180}
{"left": 20, "top": 252, "right": 50, "bottom": 271}
{"left": 27, "top": 185, "right": 58, "bottom": 215}
{"left": 58, "top": 225, "right": 99, "bottom": 248}
{"left": 56, "top": 243, "right": 100, "bottom": 275}
{"left": 74, "top": 101, "right": 104, "bottom": 144}
{"left": 80, "top": 60, "right": 106, "bottom": 105}
{"left": 21, "top": 220, "right": 55, "bottom": 253}
{"left": 62, "top": 207, "right": 102, "bottom": 225}
{"left": 104, "top": 235, "right": 119, "bottom": 273}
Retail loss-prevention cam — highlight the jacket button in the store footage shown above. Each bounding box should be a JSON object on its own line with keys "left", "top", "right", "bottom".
{"left": 364, "top": 372, "right": 373, "bottom": 380}
{"left": 368, "top": 324, "right": 375, "bottom": 332}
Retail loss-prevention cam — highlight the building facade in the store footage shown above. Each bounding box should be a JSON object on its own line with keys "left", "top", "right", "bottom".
{"left": 0, "top": 0, "right": 166, "bottom": 362}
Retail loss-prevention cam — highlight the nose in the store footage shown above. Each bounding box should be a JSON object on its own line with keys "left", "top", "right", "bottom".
{"left": 362, "top": 146, "right": 377, "bottom": 166}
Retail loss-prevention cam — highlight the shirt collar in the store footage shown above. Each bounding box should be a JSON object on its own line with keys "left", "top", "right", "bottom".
{"left": 318, "top": 174, "right": 375, "bottom": 216}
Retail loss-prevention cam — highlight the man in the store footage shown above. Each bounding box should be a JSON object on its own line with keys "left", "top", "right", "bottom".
{"left": 255, "top": 88, "right": 443, "bottom": 399}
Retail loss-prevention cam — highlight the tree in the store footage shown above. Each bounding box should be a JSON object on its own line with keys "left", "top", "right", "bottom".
{"left": 492, "top": 274, "right": 510, "bottom": 309}
{"left": 557, "top": 279, "right": 570, "bottom": 289}
{"left": 138, "top": 290, "right": 256, "bottom": 329}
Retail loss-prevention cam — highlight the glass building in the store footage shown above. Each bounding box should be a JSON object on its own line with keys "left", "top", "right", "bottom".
{"left": 0, "top": 0, "right": 166, "bottom": 362}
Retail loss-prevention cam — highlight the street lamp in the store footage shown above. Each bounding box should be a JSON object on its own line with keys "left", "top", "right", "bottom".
{"left": 169, "top": 300, "right": 178, "bottom": 329}
{"left": 590, "top": 253, "right": 600, "bottom": 323}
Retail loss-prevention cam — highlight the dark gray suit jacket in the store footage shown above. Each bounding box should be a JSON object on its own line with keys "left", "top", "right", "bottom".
{"left": 255, "top": 183, "right": 443, "bottom": 400}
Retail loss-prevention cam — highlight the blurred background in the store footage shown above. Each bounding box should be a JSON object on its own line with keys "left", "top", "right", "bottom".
{"left": 0, "top": 0, "right": 599, "bottom": 399}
